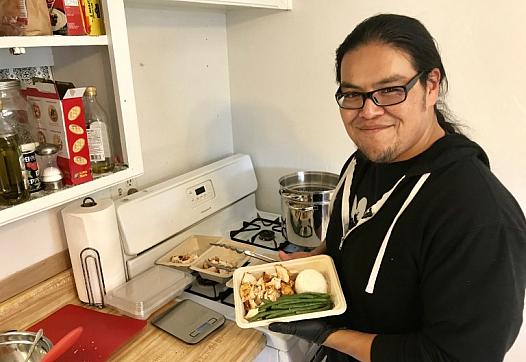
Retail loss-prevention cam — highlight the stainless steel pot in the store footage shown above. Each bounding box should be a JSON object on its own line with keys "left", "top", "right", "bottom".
{"left": 279, "top": 171, "right": 339, "bottom": 248}
{"left": 0, "top": 331, "right": 53, "bottom": 361}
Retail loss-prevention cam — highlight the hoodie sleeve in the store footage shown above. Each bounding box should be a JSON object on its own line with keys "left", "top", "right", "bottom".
{"left": 371, "top": 223, "right": 526, "bottom": 362}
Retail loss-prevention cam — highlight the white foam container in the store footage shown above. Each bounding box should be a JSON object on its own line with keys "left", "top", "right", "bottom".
{"left": 190, "top": 245, "right": 250, "bottom": 283}
{"left": 233, "top": 255, "right": 347, "bottom": 328}
{"left": 156, "top": 235, "right": 221, "bottom": 272}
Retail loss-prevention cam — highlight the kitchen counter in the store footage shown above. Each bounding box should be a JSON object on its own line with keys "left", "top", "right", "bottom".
{"left": 0, "top": 270, "right": 266, "bottom": 361}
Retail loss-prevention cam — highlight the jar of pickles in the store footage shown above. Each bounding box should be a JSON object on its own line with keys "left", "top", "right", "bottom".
{"left": 0, "top": 79, "right": 42, "bottom": 194}
{"left": 0, "top": 79, "right": 33, "bottom": 146}
{"left": 0, "top": 100, "right": 30, "bottom": 206}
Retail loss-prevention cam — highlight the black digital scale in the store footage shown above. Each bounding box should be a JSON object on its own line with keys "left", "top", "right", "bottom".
{"left": 151, "top": 299, "right": 225, "bottom": 344}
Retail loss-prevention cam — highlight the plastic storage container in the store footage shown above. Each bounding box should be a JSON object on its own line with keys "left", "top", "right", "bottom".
{"left": 106, "top": 266, "right": 194, "bottom": 320}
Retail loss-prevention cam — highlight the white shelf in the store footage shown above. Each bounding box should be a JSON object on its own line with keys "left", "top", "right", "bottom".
{"left": 125, "top": 0, "right": 292, "bottom": 10}
{"left": 0, "top": 167, "right": 140, "bottom": 227}
{"left": 0, "top": 35, "right": 108, "bottom": 49}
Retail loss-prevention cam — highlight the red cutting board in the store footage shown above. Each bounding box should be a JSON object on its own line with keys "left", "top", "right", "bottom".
{"left": 28, "top": 304, "right": 147, "bottom": 361}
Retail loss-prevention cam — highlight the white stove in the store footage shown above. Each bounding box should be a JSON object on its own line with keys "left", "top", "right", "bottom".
{"left": 113, "top": 154, "right": 320, "bottom": 362}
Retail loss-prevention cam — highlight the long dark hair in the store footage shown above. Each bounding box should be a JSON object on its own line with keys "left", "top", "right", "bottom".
{"left": 335, "top": 14, "right": 462, "bottom": 134}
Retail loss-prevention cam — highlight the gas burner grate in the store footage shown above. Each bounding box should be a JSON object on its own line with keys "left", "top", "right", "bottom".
{"left": 185, "top": 274, "right": 229, "bottom": 301}
{"left": 229, "top": 215, "right": 289, "bottom": 251}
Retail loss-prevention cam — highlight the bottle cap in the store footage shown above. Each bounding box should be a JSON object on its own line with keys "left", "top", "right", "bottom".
{"left": 20, "top": 142, "right": 38, "bottom": 153}
{"left": 85, "top": 86, "right": 97, "bottom": 97}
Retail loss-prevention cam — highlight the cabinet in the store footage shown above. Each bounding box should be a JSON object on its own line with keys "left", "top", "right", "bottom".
{"left": 0, "top": 0, "right": 291, "bottom": 228}
{"left": 0, "top": 0, "right": 143, "bottom": 227}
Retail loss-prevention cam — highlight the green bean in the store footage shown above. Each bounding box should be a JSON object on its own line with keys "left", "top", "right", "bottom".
{"left": 246, "top": 292, "right": 333, "bottom": 321}
{"left": 269, "top": 302, "right": 329, "bottom": 310}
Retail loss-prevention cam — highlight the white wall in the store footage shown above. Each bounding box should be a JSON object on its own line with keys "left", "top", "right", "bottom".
{"left": 225, "top": 1, "right": 526, "bottom": 360}
{"left": 0, "top": 6, "right": 234, "bottom": 280}
{"left": 227, "top": 1, "right": 526, "bottom": 214}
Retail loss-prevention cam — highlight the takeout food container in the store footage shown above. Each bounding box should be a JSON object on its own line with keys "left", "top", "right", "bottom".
{"left": 190, "top": 245, "right": 250, "bottom": 283}
{"left": 232, "top": 255, "right": 347, "bottom": 328}
{"left": 156, "top": 235, "right": 222, "bottom": 272}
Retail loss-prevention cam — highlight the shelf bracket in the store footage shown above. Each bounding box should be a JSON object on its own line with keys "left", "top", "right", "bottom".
{"left": 9, "top": 47, "right": 26, "bottom": 55}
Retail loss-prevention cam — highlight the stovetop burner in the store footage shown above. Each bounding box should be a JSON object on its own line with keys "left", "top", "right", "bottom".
{"left": 229, "top": 215, "right": 289, "bottom": 251}
{"left": 258, "top": 229, "right": 275, "bottom": 241}
{"left": 185, "top": 274, "right": 231, "bottom": 300}
{"left": 196, "top": 275, "right": 217, "bottom": 286}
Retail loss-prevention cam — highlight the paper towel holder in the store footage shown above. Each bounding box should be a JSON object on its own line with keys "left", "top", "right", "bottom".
{"left": 80, "top": 247, "right": 106, "bottom": 308}
{"left": 81, "top": 197, "right": 97, "bottom": 207}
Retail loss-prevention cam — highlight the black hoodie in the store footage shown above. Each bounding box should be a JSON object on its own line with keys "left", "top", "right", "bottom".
{"left": 324, "top": 133, "right": 526, "bottom": 362}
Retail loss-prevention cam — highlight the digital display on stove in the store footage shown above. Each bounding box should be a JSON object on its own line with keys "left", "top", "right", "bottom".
{"left": 195, "top": 186, "right": 206, "bottom": 195}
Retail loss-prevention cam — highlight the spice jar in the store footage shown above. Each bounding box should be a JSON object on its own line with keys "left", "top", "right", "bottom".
{"left": 36, "top": 143, "right": 63, "bottom": 191}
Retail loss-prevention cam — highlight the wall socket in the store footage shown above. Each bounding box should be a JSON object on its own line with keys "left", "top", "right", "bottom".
{"left": 111, "top": 178, "right": 139, "bottom": 199}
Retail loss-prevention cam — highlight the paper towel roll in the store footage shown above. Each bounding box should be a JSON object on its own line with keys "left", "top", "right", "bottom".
{"left": 62, "top": 197, "right": 126, "bottom": 304}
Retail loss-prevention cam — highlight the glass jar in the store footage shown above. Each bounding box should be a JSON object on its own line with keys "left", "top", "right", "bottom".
{"left": 0, "top": 79, "right": 42, "bottom": 193}
{"left": 0, "top": 79, "right": 34, "bottom": 146}
{"left": 0, "top": 100, "right": 30, "bottom": 205}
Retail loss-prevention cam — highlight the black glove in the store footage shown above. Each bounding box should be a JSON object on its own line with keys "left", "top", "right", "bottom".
{"left": 268, "top": 317, "right": 344, "bottom": 345}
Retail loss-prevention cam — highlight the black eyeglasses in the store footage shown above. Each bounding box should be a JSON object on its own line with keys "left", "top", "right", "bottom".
{"left": 335, "top": 71, "right": 425, "bottom": 110}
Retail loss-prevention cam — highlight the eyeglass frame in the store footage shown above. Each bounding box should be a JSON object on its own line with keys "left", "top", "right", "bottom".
{"left": 334, "top": 71, "right": 426, "bottom": 110}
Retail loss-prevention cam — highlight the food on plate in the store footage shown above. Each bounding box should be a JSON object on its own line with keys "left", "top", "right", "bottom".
{"left": 170, "top": 253, "right": 198, "bottom": 264}
{"left": 239, "top": 265, "right": 333, "bottom": 321}
{"left": 202, "top": 256, "right": 237, "bottom": 275}
{"left": 294, "top": 268, "right": 328, "bottom": 294}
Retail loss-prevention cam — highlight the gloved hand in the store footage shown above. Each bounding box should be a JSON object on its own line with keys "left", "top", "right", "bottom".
{"left": 268, "top": 317, "right": 344, "bottom": 345}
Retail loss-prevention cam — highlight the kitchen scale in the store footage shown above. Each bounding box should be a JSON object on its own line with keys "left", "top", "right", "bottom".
{"left": 152, "top": 299, "right": 225, "bottom": 344}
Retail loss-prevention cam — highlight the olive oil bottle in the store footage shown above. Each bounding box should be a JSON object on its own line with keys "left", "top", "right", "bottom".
{"left": 0, "top": 100, "right": 30, "bottom": 206}
{"left": 84, "top": 86, "right": 115, "bottom": 174}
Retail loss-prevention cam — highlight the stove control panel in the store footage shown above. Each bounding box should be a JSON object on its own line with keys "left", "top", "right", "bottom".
{"left": 186, "top": 179, "right": 215, "bottom": 206}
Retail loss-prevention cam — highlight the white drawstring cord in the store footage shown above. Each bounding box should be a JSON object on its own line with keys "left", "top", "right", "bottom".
{"left": 365, "top": 173, "right": 431, "bottom": 294}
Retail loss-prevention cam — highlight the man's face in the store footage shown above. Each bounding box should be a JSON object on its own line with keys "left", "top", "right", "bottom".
{"left": 339, "top": 42, "right": 440, "bottom": 162}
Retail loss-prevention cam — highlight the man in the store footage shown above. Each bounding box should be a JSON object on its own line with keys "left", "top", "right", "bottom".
{"left": 269, "top": 14, "right": 526, "bottom": 362}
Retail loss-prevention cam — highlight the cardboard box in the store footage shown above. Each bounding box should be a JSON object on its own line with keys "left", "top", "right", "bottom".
{"left": 80, "top": 0, "right": 105, "bottom": 35}
{"left": 48, "top": 0, "right": 88, "bottom": 36}
{"left": 26, "top": 81, "right": 92, "bottom": 185}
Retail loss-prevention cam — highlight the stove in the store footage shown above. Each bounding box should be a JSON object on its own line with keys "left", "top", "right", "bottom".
{"left": 114, "top": 154, "right": 319, "bottom": 362}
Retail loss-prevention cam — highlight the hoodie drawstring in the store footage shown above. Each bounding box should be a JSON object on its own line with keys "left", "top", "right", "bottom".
{"left": 365, "top": 172, "right": 430, "bottom": 294}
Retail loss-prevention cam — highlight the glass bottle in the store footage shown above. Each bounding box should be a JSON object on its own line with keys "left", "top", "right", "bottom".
{"left": 83, "top": 86, "right": 114, "bottom": 174}
{"left": 0, "top": 100, "right": 30, "bottom": 206}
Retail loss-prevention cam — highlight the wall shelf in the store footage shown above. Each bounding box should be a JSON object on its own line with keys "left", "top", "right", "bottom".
{"left": 0, "top": 36, "right": 108, "bottom": 49}
{"left": 0, "top": 167, "right": 139, "bottom": 227}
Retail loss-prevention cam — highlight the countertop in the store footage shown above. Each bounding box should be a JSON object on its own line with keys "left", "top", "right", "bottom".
{"left": 0, "top": 270, "right": 266, "bottom": 361}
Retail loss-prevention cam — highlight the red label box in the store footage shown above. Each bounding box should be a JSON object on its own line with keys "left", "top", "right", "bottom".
{"left": 26, "top": 82, "right": 92, "bottom": 185}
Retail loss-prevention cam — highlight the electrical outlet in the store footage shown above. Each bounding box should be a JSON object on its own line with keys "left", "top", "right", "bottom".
{"left": 111, "top": 178, "right": 139, "bottom": 199}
